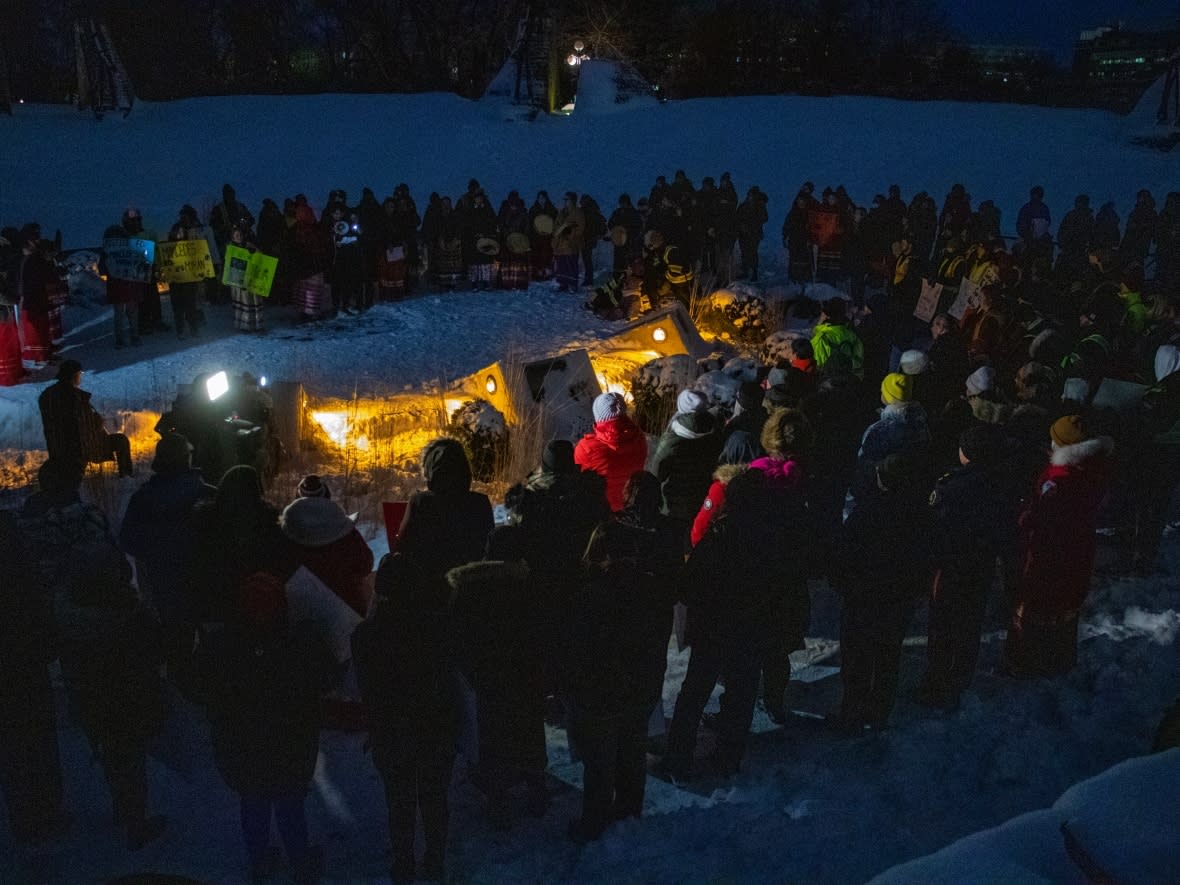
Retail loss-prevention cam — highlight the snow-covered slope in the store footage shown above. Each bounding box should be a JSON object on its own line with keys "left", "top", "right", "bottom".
{"left": 1, "top": 90, "right": 1173, "bottom": 249}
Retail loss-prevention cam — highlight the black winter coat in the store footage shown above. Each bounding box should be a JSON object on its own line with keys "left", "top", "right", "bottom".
{"left": 119, "top": 469, "right": 215, "bottom": 624}
{"left": 57, "top": 586, "right": 166, "bottom": 749}
{"left": 352, "top": 570, "right": 459, "bottom": 772}
{"left": 834, "top": 487, "right": 934, "bottom": 642}
{"left": 38, "top": 381, "right": 109, "bottom": 473}
{"left": 653, "top": 412, "right": 724, "bottom": 522}
{"left": 202, "top": 619, "right": 335, "bottom": 797}
{"left": 447, "top": 559, "right": 546, "bottom": 767}
{"left": 568, "top": 512, "right": 682, "bottom": 715}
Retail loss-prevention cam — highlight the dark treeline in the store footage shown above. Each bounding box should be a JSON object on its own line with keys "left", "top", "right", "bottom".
{"left": 1, "top": 0, "right": 1072, "bottom": 105}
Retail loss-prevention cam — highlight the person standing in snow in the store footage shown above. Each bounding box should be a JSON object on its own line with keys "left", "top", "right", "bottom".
{"left": 575, "top": 392, "right": 649, "bottom": 512}
{"left": 852, "top": 372, "right": 930, "bottom": 510}
{"left": 227, "top": 222, "right": 265, "bottom": 332}
{"left": 746, "top": 409, "right": 814, "bottom": 723}
{"left": 833, "top": 453, "right": 934, "bottom": 730}
{"left": 167, "top": 205, "right": 208, "bottom": 339}
{"left": 396, "top": 438, "right": 494, "bottom": 587}
{"left": 567, "top": 472, "right": 681, "bottom": 840}
{"left": 1122, "top": 189, "right": 1157, "bottom": 269}
{"left": 607, "top": 194, "right": 642, "bottom": 274}
{"left": 461, "top": 191, "right": 499, "bottom": 292}
{"left": 663, "top": 468, "right": 791, "bottom": 780}
{"left": 119, "top": 433, "right": 215, "bottom": 695}
{"left": 736, "top": 186, "right": 768, "bottom": 282}
{"left": 353, "top": 553, "right": 458, "bottom": 883}
{"left": 11, "top": 225, "right": 57, "bottom": 369}
{"left": 919, "top": 425, "right": 1010, "bottom": 711}
{"left": 20, "top": 460, "right": 168, "bottom": 851}
{"left": 1004, "top": 415, "right": 1114, "bottom": 678}
{"left": 0, "top": 511, "right": 70, "bottom": 844}
{"left": 579, "top": 193, "right": 607, "bottom": 286}
{"left": 652, "top": 389, "right": 723, "bottom": 542}
{"left": 528, "top": 191, "right": 558, "bottom": 281}
{"left": 102, "top": 207, "right": 153, "bottom": 348}
{"left": 200, "top": 567, "right": 334, "bottom": 883}
{"left": 447, "top": 526, "right": 549, "bottom": 831}
{"left": 1016, "top": 185, "right": 1053, "bottom": 268}
{"left": 552, "top": 192, "right": 586, "bottom": 293}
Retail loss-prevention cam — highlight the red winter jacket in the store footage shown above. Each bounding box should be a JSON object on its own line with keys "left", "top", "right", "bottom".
{"left": 1015, "top": 437, "right": 1113, "bottom": 618}
{"left": 292, "top": 529, "right": 375, "bottom": 617}
{"left": 574, "top": 415, "right": 648, "bottom": 512}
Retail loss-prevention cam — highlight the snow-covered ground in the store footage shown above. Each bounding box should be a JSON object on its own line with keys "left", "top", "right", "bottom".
{"left": 1, "top": 90, "right": 1179, "bottom": 883}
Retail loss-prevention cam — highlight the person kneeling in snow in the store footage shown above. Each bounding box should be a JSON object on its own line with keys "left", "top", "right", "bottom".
{"left": 1004, "top": 415, "right": 1114, "bottom": 679}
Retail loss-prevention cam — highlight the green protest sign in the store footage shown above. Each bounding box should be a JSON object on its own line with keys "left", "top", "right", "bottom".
{"left": 221, "top": 245, "right": 278, "bottom": 298}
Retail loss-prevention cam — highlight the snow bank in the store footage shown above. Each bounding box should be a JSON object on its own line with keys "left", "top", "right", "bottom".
{"left": 871, "top": 750, "right": 1180, "bottom": 885}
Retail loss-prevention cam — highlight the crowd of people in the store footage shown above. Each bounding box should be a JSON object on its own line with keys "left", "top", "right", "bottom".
{"left": 2, "top": 173, "right": 1180, "bottom": 883}
{"left": 3, "top": 174, "right": 1178, "bottom": 376}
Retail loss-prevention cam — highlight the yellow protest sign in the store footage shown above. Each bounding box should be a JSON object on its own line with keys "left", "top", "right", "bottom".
{"left": 222, "top": 245, "right": 279, "bottom": 298}
{"left": 157, "top": 239, "right": 215, "bottom": 284}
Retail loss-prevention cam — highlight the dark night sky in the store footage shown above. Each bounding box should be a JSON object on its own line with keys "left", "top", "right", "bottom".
{"left": 942, "top": 0, "right": 1179, "bottom": 62}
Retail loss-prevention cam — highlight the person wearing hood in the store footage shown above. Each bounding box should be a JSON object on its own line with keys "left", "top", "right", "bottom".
{"left": 1128, "top": 345, "right": 1180, "bottom": 574}
{"left": 447, "top": 526, "right": 547, "bottom": 831}
{"left": 919, "top": 425, "right": 1012, "bottom": 711}
{"left": 748, "top": 409, "right": 814, "bottom": 723}
{"left": 853, "top": 373, "right": 930, "bottom": 508}
{"left": 810, "top": 298, "right": 864, "bottom": 378}
{"left": 396, "top": 438, "right": 494, "bottom": 585}
{"left": 1004, "top": 416, "right": 1114, "bottom": 678}
{"left": 575, "top": 393, "right": 649, "bottom": 512}
{"left": 119, "top": 433, "right": 215, "bottom": 693}
{"left": 280, "top": 496, "right": 374, "bottom": 617}
{"left": 353, "top": 553, "right": 459, "bottom": 884}
{"left": 690, "top": 430, "right": 761, "bottom": 548}
{"left": 832, "top": 453, "right": 934, "bottom": 730}
{"left": 39, "top": 359, "right": 133, "bottom": 482}
{"left": 189, "top": 465, "right": 287, "bottom": 624}
{"left": 652, "top": 389, "right": 723, "bottom": 536}
{"left": 569, "top": 472, "right": 682, "bottom": 840}
{"left": 200, "top": 562, "right": 334, "bottom": 883}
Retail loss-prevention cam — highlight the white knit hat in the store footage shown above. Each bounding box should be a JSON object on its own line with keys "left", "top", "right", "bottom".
{"left": 592, "top": 391, "right": 627, "bottom": 423}
{"left": 676, "top": 388, "right": 708, "bottom": 414}
{"left": 965, "top": 366, "right": 995, "bottom": 397}
{"left": 280, "top": 497, "right": 355, "bottom": 548}
{"left": 899, "top": 349, "right": 929, "bottom": 375}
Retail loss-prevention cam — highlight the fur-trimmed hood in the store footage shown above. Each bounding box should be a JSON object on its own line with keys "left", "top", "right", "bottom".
{"left": 445, "top": 559, "right": 530, "bottom": 593}
{"left": 1050, "top": 435, "right": 1114, "bottom": 467}
{"left": 712, "top": 462, "right": 746, "bottom": 483}
{"left": 969, "top": 396, "right": 1018, "bottom": 425}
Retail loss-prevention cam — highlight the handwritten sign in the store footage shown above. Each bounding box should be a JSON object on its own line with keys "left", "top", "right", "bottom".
{"left": 222, "top": 245, "right": 278, "bottom": 298}
{"left": 157, "top": 239, "right": 215, "bottom": 284}
{"left": 913, "top": 278, "right": 944, "bottom": 323}
{"left": 949, "top": 276, "right": 980, "bottom": 321}
{"left": 103, "top": 237, "right": 155, "bottom": 283}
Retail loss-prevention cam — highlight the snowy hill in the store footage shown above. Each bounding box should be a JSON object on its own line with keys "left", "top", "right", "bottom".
{"left": 1, "top": 90, "right": 1174, "bottom": 248}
